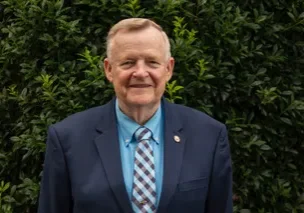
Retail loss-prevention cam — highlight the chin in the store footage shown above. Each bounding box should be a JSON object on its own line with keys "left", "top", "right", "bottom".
{"left": 127, "top": 96, "right": 158, "bottom": 107}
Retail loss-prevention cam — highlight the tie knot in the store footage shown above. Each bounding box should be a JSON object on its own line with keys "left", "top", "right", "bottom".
{"left": 134, "top": 127, "right": 152, "bottom": 142}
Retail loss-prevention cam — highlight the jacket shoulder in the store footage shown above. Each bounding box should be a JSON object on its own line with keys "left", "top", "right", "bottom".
{"left": 50, "top": 104, "right": 109, "bottom": 135}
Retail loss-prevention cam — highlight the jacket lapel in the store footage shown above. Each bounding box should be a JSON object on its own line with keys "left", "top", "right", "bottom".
{"left": 94, "top": 99, "right": 133, "bottom": 213}
{"left": 157, "top": 100, "right": 186, "bottom": 213}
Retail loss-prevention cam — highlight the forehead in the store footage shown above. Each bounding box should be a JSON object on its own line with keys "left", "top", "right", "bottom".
{"left": 111, "top": 27, "right": 166, "bottom": 59}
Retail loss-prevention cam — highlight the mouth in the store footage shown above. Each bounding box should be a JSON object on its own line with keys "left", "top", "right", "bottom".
{"left": 129, "top": 84, "right": 152, "bottom": 88}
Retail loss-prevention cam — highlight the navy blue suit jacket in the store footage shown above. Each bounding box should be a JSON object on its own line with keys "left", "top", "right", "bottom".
{"left": 38, "top": 98, "right": 233, "bottom": 213}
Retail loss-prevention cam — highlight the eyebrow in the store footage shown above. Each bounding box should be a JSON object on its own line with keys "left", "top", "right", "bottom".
{"left": 119, "top": 55, "right": 161, "bottom": 61}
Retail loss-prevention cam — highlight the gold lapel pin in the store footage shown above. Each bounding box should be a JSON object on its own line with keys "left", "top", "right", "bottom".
{"left": 174, "top": 135, "right": 181, "bottom": 143}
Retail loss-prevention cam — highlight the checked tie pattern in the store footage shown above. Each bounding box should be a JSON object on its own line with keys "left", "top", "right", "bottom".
{"left": 131, "top": 127, "right": 157, "bottom": 213}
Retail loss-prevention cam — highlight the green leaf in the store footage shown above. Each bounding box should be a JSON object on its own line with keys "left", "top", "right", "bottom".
{"left": 251, "top": 81, "right": 263, "bottom": 86}
{"left": 280, "top": 117, "right": 292, "bottom": 125}
{"left": 287, "top": 164, "right": 296, "bottom": 170}
{"left": 240, "top": 209, "right": 251, "bottom": 213}
{"left": 257, "top": 68, "right": 267, "bottom": 75}
{"left": 261, "top": 145, "right": 271, "bottom": 150}
{"left": 10, "top": 136, "right": 20, "bottom": 142}
{"left": 231, "top": 127, "right": 242, "bottom": 132}
{"left": 287, "top": 12, "right": 296, "bottom": 21}
{"left": 2, "top": 182, "right": 10, "bottom": 192}
{"left": 221, "top": 62, "right": 234, "bottom": 66}
{"left": 204, "top": 74, "right": 215, "bottom": 79}
{"left": 1, "top": 28, "right": 9, "bottom": 33}
{"left": 262, "top": 170, "right": 272, "bottom": 177}
{"left": 244, "top": 23, "right": 261, "bottom": 30}
{"left": 257, "top": 16, "right": 267, "bottom": 23}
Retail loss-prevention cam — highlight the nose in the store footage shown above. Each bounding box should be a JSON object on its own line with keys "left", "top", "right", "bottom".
{"left": 132, "top": 61, "right": 148, "bottom": 78}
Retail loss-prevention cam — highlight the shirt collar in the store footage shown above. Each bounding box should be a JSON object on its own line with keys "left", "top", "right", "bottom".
{"left": 115, "top": 99, "right": 162, "bottom": 147}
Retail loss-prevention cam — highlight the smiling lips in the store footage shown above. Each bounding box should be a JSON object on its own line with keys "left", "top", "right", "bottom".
{"left": 129, "top": 84, "right": 152, "bottom": 88}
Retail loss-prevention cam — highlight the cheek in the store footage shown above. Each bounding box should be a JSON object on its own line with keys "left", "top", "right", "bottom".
{"left": 150, "top": 72, "right": 168, "bottom": 86}
{"left": 113, "top": 72, "right": 131, "bottom": 86}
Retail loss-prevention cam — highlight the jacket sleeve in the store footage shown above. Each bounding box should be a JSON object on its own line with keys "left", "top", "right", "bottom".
{"left": 205, "top": 125, "right": 233, "bottom": 213}
{"left": 37, "top": 125, "right": 72, "bottom": 213}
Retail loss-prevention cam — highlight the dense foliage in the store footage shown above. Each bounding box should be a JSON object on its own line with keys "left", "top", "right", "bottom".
{"left": 1, "top": 0, "right": 304, "bottom": 212}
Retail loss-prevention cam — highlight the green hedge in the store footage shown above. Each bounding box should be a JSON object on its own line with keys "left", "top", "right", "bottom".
{"left": 1, "top": 0, "right": 304, "bottom": 212}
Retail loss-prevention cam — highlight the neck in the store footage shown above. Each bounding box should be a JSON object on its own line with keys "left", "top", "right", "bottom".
{"left": 118, "top": 100, "right": 160, "bottom": 125}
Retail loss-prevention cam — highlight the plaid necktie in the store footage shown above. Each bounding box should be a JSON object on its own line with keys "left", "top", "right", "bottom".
{"left": 131, "top": 127, "right": 157, "bottom": 213}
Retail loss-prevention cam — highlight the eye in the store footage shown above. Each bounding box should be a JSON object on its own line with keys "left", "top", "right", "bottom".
{"left": 148, "top": 61, "right": 160, "bottom": 68}
{"left": 120, "top": 61, "right": 135, "bottom": 68}
{"left": 122, "top": 61, "right": 134, "bottom": 65}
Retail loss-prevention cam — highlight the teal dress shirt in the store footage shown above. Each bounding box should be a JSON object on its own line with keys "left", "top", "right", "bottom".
{"left": 115, "top": 99, "right": 164, "bottom": 208}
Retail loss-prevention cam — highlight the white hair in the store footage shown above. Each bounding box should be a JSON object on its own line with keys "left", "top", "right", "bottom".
{"left": 106, "top": 18, "right": 171, "bottom": 60}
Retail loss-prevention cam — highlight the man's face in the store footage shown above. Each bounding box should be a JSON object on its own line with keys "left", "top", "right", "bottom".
{"left": 104, "top": 27, "right": 174, "bottom": 109}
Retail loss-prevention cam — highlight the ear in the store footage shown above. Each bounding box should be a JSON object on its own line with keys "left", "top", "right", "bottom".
{"left": 165, "top": 57, "right": 175, "bottom": 82}
{"left": 104, "top": 58, "right": 113, "bottom": 82}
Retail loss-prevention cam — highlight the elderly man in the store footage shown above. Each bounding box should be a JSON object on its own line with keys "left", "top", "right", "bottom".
{"left": 38, "top": 18, "right": 233, "bottom": 213}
